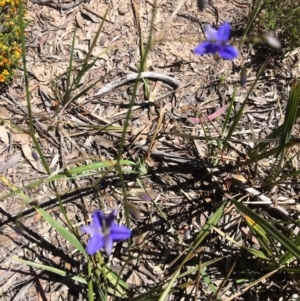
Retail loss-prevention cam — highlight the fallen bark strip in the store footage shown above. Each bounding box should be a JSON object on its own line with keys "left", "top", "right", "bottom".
{"left": 95, "top": 72, "right": 181, "bottom": 96}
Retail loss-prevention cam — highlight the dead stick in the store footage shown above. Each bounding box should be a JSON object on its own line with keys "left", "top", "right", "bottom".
{"left": 95, "top": 72, "right": 180, "bottom": 96}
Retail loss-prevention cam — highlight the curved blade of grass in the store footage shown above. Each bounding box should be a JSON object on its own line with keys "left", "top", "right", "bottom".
{"left": 18, "top": 2, "right": 50, "bottom": 175}
{"left": 235, "top": 147, "right": 283, "bottom": 169}
{"left": 13, "top": 257, "right": 87, "bottom": 284}
{"left": 96, "top": 254, "right": 130, "bottom": 297}
{"left": 0, "top": 174, "right": 85, "bottom": 256}
{"left": 279, "top": 229, "right": 300, "bottom": 264}
{"left": 213, "top": 225, "right": 271, "bottom": 260}
{"left": 104, "top": 265, "right": 129, "bottom": 297}
{"left": 280, "top": 267, "right": 300, "bottom": 273}
{"left": 27, "top": 160, "right": 136, "bottom": 188}
{"left": 230, "top": 198, "right": 300, "bottom": 260}
{"left": 277, "top": 169, "right": 300, "bottom": 184}
{"left": 201, "top": 268, "right": 218, "bottom": 295}
{"left": 36, "top": 207, "right": 87, "bottom": 256}
{"left": 87, "top": 260, "right": 94, "bottom": 301}
{"left": 83, "top": 8, "right": 109, "bottom": 66}
{"left": 0, "top": 159, "right": 136, "bottom": 201}
{"left": 241, "top": 212, "right": 274, "bottom": 257}
{"left": 242, "top": 246, "right": 271, "bottom": 260}
{"left": 280, "top": 79, "right": 300, "bottom": 147}
{"left": 239, "top": 0, "right": 263, "bottom": 49}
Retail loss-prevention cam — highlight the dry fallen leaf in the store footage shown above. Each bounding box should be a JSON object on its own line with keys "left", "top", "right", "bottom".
{"left": 21, "top": 144, "right": 46, "bottom": 174}
{"left": 75, "top": 11, "right": 85, "bottom": 30}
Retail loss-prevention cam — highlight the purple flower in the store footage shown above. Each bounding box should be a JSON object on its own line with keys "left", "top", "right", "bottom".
{"left": 82, "top": 209, "right": 131, "bottom": 256}
{"left": 194, "top": 22, "right": 239, "bottom": 60}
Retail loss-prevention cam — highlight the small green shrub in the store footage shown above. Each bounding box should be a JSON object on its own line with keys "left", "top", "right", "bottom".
{"left": 257, "top": 0, "right": 300, "bottom": 50}
{"left": 0, "top": 0, "right": 23, "bottom": 84}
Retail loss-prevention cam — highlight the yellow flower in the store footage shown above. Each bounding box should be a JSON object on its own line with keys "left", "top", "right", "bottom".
{"left": 0, "top": 73, "right": 6, "bottom": 82}
{"left": 13, "top": 50, "right": 20, "bottom": 58}
{"left": 0, "top": 0, "right": 6, "bottom": 6}
{"left": 2, "top": 69, "right": 9, "bottom": 77}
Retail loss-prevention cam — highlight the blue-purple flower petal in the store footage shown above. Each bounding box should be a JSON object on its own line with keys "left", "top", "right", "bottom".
{"left": 104, "top": 235, "right": 113, "bottom": 255}
{"left": 105, "top": 209, "right": 117, "bottom": 228}
{"left": 194, "top": 22, "right": 238, "bottom": 60}
{"left": 216, "top": 22, "right": 230, "bottom": 42}
{"left": 86, "top": 234, "right": 105, "bottom": 255}
{"left": 110, "top": 224, "right": 132, "bottom": 240}
{"left": 205, "top": 25, "right": 217, "bottom": 41}
{"left": 219, "top": 45, "right": 239, "bottom": 59}
{"left": 81, "top": 225, "right": 99, "bottom": 235}
{"left": 92, "top": 210, "right": 104, "bottom": 229}
{"left": 82, "top": 209, "right": 132, "bottom": 256}
{"left": 194, "top": 42, "right": 218, "bottom": 55}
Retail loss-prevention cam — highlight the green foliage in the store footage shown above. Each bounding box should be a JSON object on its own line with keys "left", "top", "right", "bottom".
{"left": 258, "top": 0, "right": 300, "bottom": 50}
{"left": 0, "top": 0, "right": 24, "bottom": 84}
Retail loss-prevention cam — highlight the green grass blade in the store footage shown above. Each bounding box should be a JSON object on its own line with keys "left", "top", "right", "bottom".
{"left": 239, "top": 0, "right": 264, "bottom": 49}
{"left": 35, "top": 207, "right": 87, "bottom": 256}
{"left": 0, "top": 160, "right": 137, "bottom": 201}
{"left": 231, "top": 199, "right": 300, "bottom": 260}
{"left": 280, "top": 79, "right": 300, "bottom": 147}
{"left": 279, "top": 230, "right": 300, "bottom": 265}
{"left": 84, "top": 8, "right": 109, "bottom": 65}
{"left": 18, "top": 2, "right": 51, "bottom": 175}
{"left": 13, "top": 257, "right": 87, "bottom": 284}
{"left": 87, "top": 260, "right": 94, "bottom": 301}
{"left": 201, "top": 268, "right": 218, "bottom": 295}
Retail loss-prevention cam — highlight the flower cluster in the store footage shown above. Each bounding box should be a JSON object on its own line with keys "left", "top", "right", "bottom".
{"left": 0, "top": 0, "right": 23, "bottom": 83}
{"left": 82, "top": 209, "right": 131, "bottom": 256}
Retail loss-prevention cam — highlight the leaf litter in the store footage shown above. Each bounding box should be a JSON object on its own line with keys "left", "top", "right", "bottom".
{"left": 0, "top": 0, "right": 300, "bottom": 300}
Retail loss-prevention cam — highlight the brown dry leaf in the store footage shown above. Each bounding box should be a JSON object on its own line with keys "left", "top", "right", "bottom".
{"left": 27, "top": 62, "right": 51, "bottom": 82}
{"left": 80, "top": 6, "right": 100, "bottom": 23}
{"left": 92, "top": 135, "right": 115, "bottom": 149}
{"left": 231, "top": 174, "right": 248, "bottom": 183}
{"left": 74, "top": 44, "right": 107, "bottom": 58}
{"left": 126, "top": 270, "right": 142, "bottom": 286}
{"left": 0, "top": 232, "right": 18, "bottom": 246}
{"left": 75, "top": 11, "right": 85, "bottom": 30}
{"left": 0, "top": 153, "right": 22, "bottom": 173}
{"left": 21, "top": 144, "right": 46, "bottom": 174}
{"left": 13, "top": 133, "right": 31, "bottom": 144}
{"left": 33, "top": 212, "right": 41, "bottom": 224}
